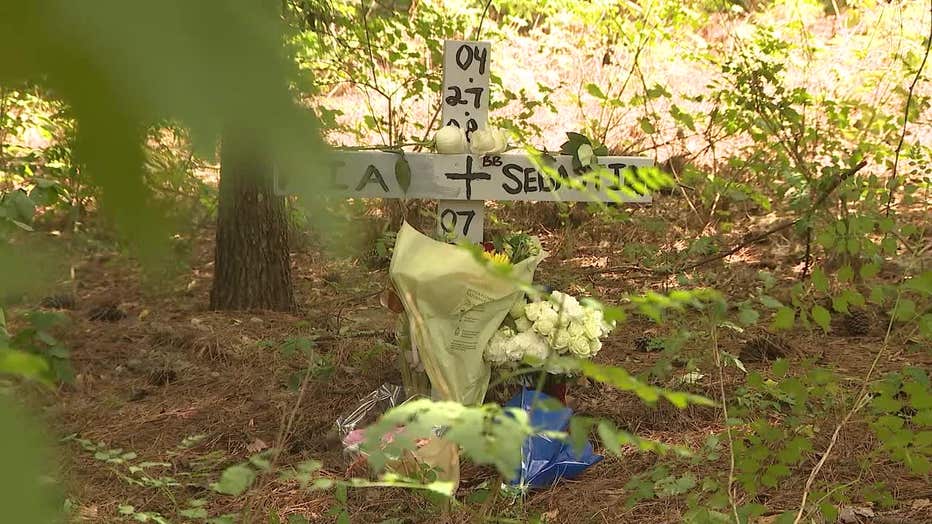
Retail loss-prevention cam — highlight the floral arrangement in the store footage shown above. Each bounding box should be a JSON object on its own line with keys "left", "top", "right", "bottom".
{"left": 485, "top": 290, "right": 614, "bottom": 370}
{"left": 480, "top": 232, "right": 541, "bottom": 266}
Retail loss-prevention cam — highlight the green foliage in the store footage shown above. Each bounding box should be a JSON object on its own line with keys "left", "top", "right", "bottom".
{"left": 0, "top": 309, "right": 72, "bottom": 383}
{"left": 1, "top": 0, "right": 324, "bottom": 278}
{"left": 867, "top": 368, "right": 932, "bottom": 475}
{"left": 212, "top": 464, "right": 258, "bottom": 496}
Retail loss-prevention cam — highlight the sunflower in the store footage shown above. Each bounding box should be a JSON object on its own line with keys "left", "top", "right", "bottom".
{"left": 482, "top": 251, "right": 511, "bottom": 265}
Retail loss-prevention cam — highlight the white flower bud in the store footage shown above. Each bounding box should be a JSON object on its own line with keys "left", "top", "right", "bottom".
{"left": 470, "top": 128, "right": 498, "bottom": 155}
{"left": 577, "top": 143, "right": 595, "bottom": 166}
{"left": 491, "top": 128, "right": 508, "bottom": 154}
{"left": 434, "top": 125, "right": 466, "bottom": 154}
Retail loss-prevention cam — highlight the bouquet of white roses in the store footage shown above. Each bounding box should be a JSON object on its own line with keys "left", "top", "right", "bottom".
{"left": 484, "top": 290, "right": 614, "bottom": 370}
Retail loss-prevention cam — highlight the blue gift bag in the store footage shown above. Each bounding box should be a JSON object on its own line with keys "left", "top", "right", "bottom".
{"left": 505, "top": 387, "right": 603, "bottom": 488}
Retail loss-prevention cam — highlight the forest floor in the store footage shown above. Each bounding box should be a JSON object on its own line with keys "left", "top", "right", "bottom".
{"left": 21, "top": 191, "right": 930, "bottom": 524}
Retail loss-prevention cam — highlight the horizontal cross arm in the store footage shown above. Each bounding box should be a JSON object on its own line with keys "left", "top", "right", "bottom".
{"left": 276, "top": 151, "right": 654, "bottom": 203}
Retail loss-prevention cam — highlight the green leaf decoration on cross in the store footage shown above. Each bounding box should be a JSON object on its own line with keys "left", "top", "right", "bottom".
{"left": 394, "top": 155, "right": 412, "bottom": 194}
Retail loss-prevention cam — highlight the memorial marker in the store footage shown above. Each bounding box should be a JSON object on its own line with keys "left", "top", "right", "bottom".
{"left": 276, "top": 39, "right": 653, "bottom": 243}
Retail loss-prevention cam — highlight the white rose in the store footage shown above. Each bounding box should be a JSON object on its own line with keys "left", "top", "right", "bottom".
{"left": 566, "top": 321, "right": 586, "bottom": 338}
{"left": 552, "top": 329, "right": 571, "bottom": 350}
{"left": 524, "top": 301, "right": 549, "bottom": 322}
{"left": 532, "top": 307, "right": 560, "bottom": 336}
{"left": 434, "top": 125, "right": 466, "bottom": 154}
{"left": 509, "top": 298, "right": 527, "bottom": 319}
{"left": 550, "top": 291, "right": 585, "bottom": 323}
{"left": 470, "top": 128, "right": 498, "bottom": 155}
{"left": 514, "top": 316, "right": 533, "bottom": 333}
{"left": 491, "top": 128, "right": 508, "bottom": 154}
{"left": 582, "top": 310, "right": 603, "bottom": 339}
{"left": 569, "top": 335, "right": 592, "bottom": 357}
{"left": 602, "top": 316, "right": 616, "bottom": 335}
{"left": 588, "top": 338, "right": 602, "bottom": 356}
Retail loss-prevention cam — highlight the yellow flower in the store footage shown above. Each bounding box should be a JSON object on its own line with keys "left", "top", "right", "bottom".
{"left": 482, "top": 251, "right": 511, "bottom": 266}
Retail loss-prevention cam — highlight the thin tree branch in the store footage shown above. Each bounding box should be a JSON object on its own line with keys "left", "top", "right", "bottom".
{"left": 885, "top": 0, "right": 932, "bottom": 215}
{"left": 475, "top": 0, "right": 494, "bottom": 41}
{"left": 676, "top": 160, "right": 867, "bottom": 273}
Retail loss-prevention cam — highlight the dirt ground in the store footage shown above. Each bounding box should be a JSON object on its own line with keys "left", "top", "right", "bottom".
{"left": 16, "top": 194, "right": 931, "bottom": 524}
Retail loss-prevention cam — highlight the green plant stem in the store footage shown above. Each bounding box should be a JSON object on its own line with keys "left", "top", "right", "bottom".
{"left": 709, "top": 316, "right": 740, "bottom": 524}
{"left": 885, "top": 0, "right": 932, "bottom": 216}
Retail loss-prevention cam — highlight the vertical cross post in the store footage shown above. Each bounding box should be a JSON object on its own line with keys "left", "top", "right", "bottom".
{"left": 437, "top": 40, "right": 490, "bottom": 243}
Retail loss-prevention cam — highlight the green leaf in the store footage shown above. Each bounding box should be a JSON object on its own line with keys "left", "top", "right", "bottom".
{"left": 871, "top": 395, "right": 902, "bottom": 413}
{"left": 738, "top": 307, "right": 760, "bottom": 326}
{"left": 881, "top": 236, "right": 897, "bottom": 255}
{"left": 0, "top": 348, "right": 51, "bottom": 384}
{"left": 638, "top": 116, "right": 656, "bottom": 134}
{"left": 771, "top": 358, "right": 790, "bottom": 378}
{"left": 811, "top": 305, "right": 831, "bottom": 332}
{"left": 669, "top": 105, "right": 696, "bottom": 131}
{"left": 584, "top": 83, "right": 606, "bottom": 99}
{"left": 772, "top": 307, "right": 795, "bottom": 330}
{"left": 759, "top": 295, "right": 783, "bottom": 309}
{"left": 597, "top": 420, "right": 622, "bottom": 456}
{"left": 903, "top": 271, "right": 932, "bottom": 296}
{"left": 816, "top": 229, "right": 835, "bottom": 249}
{"left": 859, "top": 262, "right": 881, "bottom": 280}
{"left": 179, "top": 508, "right": 208, "bottom": 518}
{"left": 891, "top": 299, "right": 916, "bottom": 322}
{"left": 832, "top": 294, "right": 849, "bottom": 314}
{"left": 657, "top": 473, "right": 696, "bottom": 497}
{"left": 837, "top": 265, "right": 854, "bottom": 282}
{"left": 212, "top": 464, "right": 256, "bottom": 496}
{"left": 312, "top": 478, "right": 333, "bottom": 490}
{"left": 394, "top": 156, "right": 411, "bottom": 194}
{"left": 810, "top": 268, "right": 829, "bottom": 292}
{"left": 820, "top": 503, "right": 839, "bottom": 522}
{"left": 846, "top": 237, "right": 860, "bottom": 254}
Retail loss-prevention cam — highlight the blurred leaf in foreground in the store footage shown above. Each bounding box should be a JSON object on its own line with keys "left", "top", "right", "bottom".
{"left": 0, "top": 0, "right": 324, "bottom": 266}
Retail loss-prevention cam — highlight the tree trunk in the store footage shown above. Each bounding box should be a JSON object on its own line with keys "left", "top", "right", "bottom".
{"left": 210, "top": 128, "right": 295, "bottom": 311}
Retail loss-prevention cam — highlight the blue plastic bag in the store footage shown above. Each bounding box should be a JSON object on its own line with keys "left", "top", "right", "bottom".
{"left": 505, "top": 387, "right": 603, "bottom": 488}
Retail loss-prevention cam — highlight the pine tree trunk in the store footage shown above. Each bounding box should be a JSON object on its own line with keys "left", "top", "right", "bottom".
{"left": 210, "top": 128, "right": 295, "bottom": 311}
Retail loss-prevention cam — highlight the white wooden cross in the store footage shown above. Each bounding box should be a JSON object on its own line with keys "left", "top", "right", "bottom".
{"left": 277, "top": 40, "right": 653, "bottom": 243}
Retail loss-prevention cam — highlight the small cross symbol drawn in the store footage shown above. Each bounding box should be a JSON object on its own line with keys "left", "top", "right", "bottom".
{"left": 444, "top": 156, "right": 490, "bottom": 201}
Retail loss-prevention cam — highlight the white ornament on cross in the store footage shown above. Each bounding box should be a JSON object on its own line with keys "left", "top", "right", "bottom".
{"left": 277, "top": 40, "right": 653, "bottom": 243}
